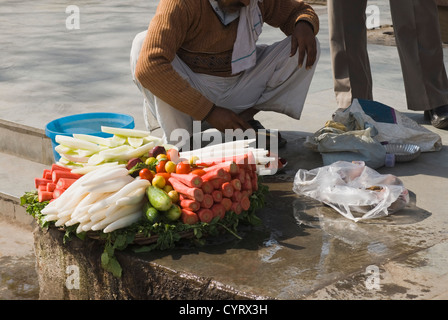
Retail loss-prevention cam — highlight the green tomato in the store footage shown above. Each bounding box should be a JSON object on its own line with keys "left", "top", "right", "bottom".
{"left": 162, "top": 204, "right": 182, "bottom": 222}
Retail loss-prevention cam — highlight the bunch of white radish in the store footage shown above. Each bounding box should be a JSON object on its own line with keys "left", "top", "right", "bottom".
{"left": 179, "top": 139, "right": 277, "bottom": 176}
{"left": 41, "top": 164, "right": 150, "bottom": 234}
{"left": 54, "top": 126, "right": 174, "bottom": 173}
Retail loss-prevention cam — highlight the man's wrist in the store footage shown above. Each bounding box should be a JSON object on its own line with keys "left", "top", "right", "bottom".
{"left": 203, "top": 104, "right": 217, "bottom": 122}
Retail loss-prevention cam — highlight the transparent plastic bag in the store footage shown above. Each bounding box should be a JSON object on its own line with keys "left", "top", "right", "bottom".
{"left": 293, "top": 161, "right": 409, "bottom": 222}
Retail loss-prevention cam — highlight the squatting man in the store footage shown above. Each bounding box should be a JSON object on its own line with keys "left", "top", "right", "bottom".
{"left": 130, "top": 0, "right": 320, "bottom": 151}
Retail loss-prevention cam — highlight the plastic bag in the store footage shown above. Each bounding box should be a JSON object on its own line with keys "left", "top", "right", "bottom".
{"left": 310, "top": 126, "right": 386, "bottom": 169}
{"left": 293, "top": 161, "right": 409, "bottom": 222}
{"left": 333, "top": 99, "right": 442, "bottom": 152}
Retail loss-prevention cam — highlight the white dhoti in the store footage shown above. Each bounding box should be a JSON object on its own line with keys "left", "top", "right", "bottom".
{"left": 130, "top": 30, "right": 320, "bottom": 145}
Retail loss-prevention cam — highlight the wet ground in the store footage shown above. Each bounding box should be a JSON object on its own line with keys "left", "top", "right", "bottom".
{"left": 0, "top": 218, "right": 38, "bottom": 299}
{"left": 1, "top": 0, "right": 448, "bottom": 300}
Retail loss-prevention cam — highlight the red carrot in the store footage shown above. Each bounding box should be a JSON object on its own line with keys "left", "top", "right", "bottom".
{"left": 201, "top": 181, "right": 214, "bottom": 194}
{"left": 231, "top": 190, "right": 242, "bottom": 202}
{"left": 169, "top": 173, "right": 203, "bottom": 188}
{"left": 168, "top": 177, "right": 204, "bottom": 202}
{"left": 181, "top": 209, "right": 199, "bottom": 225}
{"left": 231, "top": 202, "right": 242, "bottom": 215}
{"left": 203, "top": 161, "right": 239, "bottom": 175}
{"left": 211, "top": 190, "right": 222, "bottom": 203}
{"left": 222, "top": 171, "right": 232, "bottom": 182}
{"left": 53, "top": 188, "right": 65, "bottom": 199}
{"left": 51, "top": 163, "right": 71, "bottom": 173}
{"left": 35, "top": 178, "right": 52, "bottom": 189}
{"left": 201, "top": 166, "right": 226, "bottom": 181}
{"left": 51, "top": 170, "right": 82, "bottom": 184}
{"left": 46, "top": 183, "right": 56, "bottom": 192}
{"left": 43, "top": 169, "right": 51, "bottom": 178}
{"left": 38, "top": 190, "right": 53, "bottom": 202}
{"left": 237, "top": 168, "right": 246, "bottom": 184}
{"left": 180, "top": 199, "right": 200, "bottom": 212}
{"left": 230, "top": 179, "right": 241, "bottom": 191}
{"left": 210, "top": 178, "right": 224, "bottom": 189}
{"left": 221, "top": 198, "right": 232, "bottom": 211}
{"left": 211, "top": 203, "right": 226, "bottom": 219}
{"left": 56, "top": 178, "right": 78, "bottom": 190}
{"left": 243, "top": 173, "right": 252, "bottom": 191}
{"left": 221, "top": 181, "right": 234, "bottom": 198}
{"left": 252, "top": 173, "right": 258, "bottom": 191}
{"left": 200, "top": 194, "right": 214, "bottom": 209}
{"left": 241, "top": 196, "right": 251, "bottom": 211}
{"left": 197, "top": 208, "right": 214, "bottom": 223}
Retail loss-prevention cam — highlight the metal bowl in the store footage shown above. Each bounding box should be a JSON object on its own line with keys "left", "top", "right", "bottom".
{"left": 384, "top": 143, "right": 421, "bottom": 162}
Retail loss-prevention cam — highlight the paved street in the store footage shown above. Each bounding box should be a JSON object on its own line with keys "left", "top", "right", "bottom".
{"left": 1, "top": 0, "right": 448, "bottom": 300}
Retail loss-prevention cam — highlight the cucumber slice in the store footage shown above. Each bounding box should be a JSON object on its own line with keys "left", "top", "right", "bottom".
{"left": 101, "top": 126, "right": 151, "bottom": 138}
{"left": 55, "top": 135, "right": 101, "bottom": 151}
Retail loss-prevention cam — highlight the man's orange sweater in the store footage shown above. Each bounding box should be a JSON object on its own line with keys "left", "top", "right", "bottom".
{"left": 135, "top": 0, "right": 320, "bottom": 121}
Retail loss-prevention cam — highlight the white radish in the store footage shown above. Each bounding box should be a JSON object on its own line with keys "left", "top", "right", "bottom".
{"left": 81, "top": 167, "right": 130, "bottom": 187}
{"left": 115, "top": 188, "right": 146, "bottom": 206}
{"left": 81, "top": 220, "right": 97, "bottom": 232}
{"left": 103, "top": 210, "right": 143, "bottom": 233}
{"left": 89, "top": 207, "right": 108, "bottom": 222}
{"left": 43, "top": 214, "right": 59, "bottom": 222}
{"left": 71, "top": 162, "right": 123, "bottom": 175}
{"left": 90, "top": 205, "right": 139, "bottom": 231}
{"left": 85, "top": 175, "right": 134, "bottom": 193}
{"left": 54, "top": 214, "right": 71, "bottom": 227}
{"left": 88, "top": 178, "right": 150, "bottom": 214}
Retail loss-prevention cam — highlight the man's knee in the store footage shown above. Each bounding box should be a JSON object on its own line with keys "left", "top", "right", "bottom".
{"left": 130, "top": 30, "right": 148, "bottom": 77}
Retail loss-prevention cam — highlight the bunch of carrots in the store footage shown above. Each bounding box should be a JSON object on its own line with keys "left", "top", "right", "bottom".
{"left": 161, "top": 153, "right": 259, "bottom": 225}
{"left": 34, "top": 164, "right": 83, "bottom": 202}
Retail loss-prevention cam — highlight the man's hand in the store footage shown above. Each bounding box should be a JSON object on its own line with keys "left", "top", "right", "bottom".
{"left": 204, "top": 105, "right": 252, "bottom": 132}
{"left": 290, "top": 20, "right": 317, "bottom": 70}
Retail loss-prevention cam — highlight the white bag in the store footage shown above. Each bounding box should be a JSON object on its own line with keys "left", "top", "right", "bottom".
{"left": 293, "top": 161, "right": 410, "bottom": 222}
{"left": 333, "top": 99, "right": 442, "bottom": 152}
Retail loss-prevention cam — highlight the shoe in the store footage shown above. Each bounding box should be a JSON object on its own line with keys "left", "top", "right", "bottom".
{"left": 424, "top": 105, "right": 448, "bottom": 129}
{"left": 247, "top": 119, "right": 287, "bottom": 149}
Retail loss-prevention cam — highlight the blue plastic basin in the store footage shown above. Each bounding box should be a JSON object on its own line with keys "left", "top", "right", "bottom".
{"left": 45, "top": 112, "right": 135, "bottom": 162}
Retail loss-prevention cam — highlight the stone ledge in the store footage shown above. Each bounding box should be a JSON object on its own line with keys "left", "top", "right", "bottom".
{"left": 34, "top": 227, "right": 270, "bottom": 300}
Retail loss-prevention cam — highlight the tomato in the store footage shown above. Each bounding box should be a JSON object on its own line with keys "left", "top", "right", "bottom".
{"left": 165, "top": 161, "right": 177, "bottom": 173}
{"left": 190, "top": 168, "right": 206, "bottom": 176}
{"left": 152, "top": 175, "right": 166, "bottom": 189}
{"left": 166, "top": 148, "right": 180, "bottom": 163}
{"left": 156, "top": 160, "right": 167, "bottom": 173}
{"left": 156, "top": 154, "right": 168, "bottom": 161}
{"left": 167, "top": 190, "right": 179, "bottom": 203}
{"left": 145, "top": 156, "right": 157, "bottom": 166}
{"left": 139, "top": 168, "right": 154, "bottom": 181}
{"left": 176, "top": 161, "right": 191, "bottom": 174}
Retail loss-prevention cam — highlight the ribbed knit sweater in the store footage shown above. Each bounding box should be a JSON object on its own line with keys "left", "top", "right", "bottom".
{"left": 135, "top": 0, "right": 320, "bottom": 121}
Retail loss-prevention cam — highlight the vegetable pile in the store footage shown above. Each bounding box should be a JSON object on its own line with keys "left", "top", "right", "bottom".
{"left": 21, "top": 127, "right": 270, "bottom": 277}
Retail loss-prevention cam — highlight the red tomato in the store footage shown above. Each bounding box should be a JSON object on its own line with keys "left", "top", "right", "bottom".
{"left": 139, "top": 168, "right": 154, "bottom": 181}
{"left": 166, "top": 148, "right": 180, "bottom": 163}
{"left": 156, "top": 160, "right": 167, "bottom": 173}
{"left": 190, "top": 168, "right": 206, "bottom": 176}
{"left": 176, "top": 161, "right": 192, "bottom": 174}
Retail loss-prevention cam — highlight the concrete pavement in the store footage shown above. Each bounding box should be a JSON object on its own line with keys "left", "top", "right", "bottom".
{"left": 1, "top": 0, "right": 448, "bottom": 300}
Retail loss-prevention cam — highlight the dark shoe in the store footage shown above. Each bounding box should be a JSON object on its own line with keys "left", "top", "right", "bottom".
{"left": 424, "top": 105, "right": 448, "bottom": 129}
{"left": 247, "top": 119, "right": 287, "bottom": 149}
